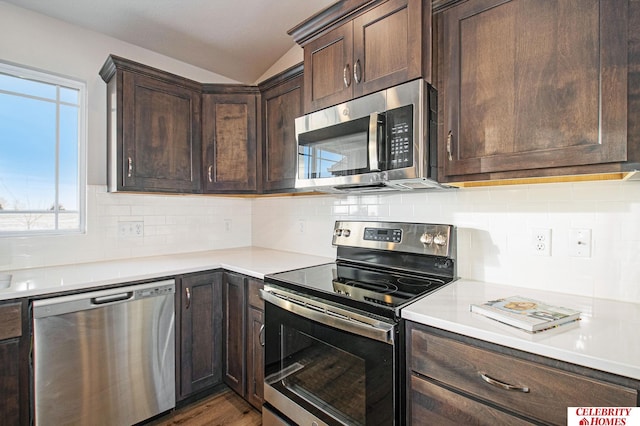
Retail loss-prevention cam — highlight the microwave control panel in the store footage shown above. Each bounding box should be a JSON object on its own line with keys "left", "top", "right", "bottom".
{"left": 386, "top": 105, "right": 413, "bottom": 169}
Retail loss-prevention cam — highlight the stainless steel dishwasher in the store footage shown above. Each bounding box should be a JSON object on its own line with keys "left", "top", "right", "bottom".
{"left": 33, "top": 280, "right": 176, "bottom": 426}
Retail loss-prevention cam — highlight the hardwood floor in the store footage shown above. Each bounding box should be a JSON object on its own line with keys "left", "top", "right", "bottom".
{"left": 149, "top": 389, "right": 262, "bottom": 426}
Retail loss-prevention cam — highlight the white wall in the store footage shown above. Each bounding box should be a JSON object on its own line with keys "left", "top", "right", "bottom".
{"left": 0, "top": 2, "right": 252, "bottom": 270}
{"left": 255, "top": 45, "right": 303, "bottom": 84}
{"left": 252, "top": 180, "right": 640, "bottom": 304}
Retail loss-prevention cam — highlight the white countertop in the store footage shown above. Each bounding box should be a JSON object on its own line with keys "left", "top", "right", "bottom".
{"left": 402, "top": 279, "right": 640, "bottom": 381}
{"left": 2, "top": 251, "right": 638, "bottom": 381}
{"left": 0, "top": 247, "right": 333, "bottom": 301}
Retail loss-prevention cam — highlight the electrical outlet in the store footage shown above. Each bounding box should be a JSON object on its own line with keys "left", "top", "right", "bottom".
{"left": 118, "top": 221, "right": 144, "bottom": 238}
{"left": 531, "top": 228, "right": 551, "bottom": 256}
{"left": 224, "top": 219, "right": 232, "bottom": 232}
{"left": 297, "top": 219, "right": 305, "bottom": 234}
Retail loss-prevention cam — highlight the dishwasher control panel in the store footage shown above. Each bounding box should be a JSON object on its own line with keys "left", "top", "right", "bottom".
{"left": 135, "top": 284, "right": 175, "bottom": 299}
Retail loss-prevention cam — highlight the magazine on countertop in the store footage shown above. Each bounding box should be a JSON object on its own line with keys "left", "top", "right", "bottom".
{"left": 470, "top": 296, "right": 581, "bottom": 332}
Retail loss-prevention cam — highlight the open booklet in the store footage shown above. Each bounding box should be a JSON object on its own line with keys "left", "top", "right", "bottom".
{"left": 470, "top": 296, "right": 581, "bottom": 332}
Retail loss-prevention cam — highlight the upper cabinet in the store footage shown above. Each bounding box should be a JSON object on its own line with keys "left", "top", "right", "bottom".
{"left": 202, "top": 86, "right": 259, "bottom": 194}
{"left": 290, "top": 0, "right": 430, "bottom": 113}
{"left": 435, "top": 0, "right": 638, "bottom": 183}
{"left": 258, "top": 64, "right": 304, "bottom": 193}
{"left": 100, "top": 55, "right": 202, "bottom": 193}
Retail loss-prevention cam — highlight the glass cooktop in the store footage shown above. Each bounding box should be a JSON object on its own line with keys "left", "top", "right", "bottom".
{"left": 265, "top": 262, "right": 451, "bottom": 319}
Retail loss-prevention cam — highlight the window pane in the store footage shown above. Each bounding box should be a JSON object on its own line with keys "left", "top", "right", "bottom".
{"left": 0, "top": 92, "right": 56, "bottom": 213}
{"left": 60, "top": 87, "right": 79, "bottom": 105}
{"left": 59, "top": 104, "right": 79, "bottom": 212}
{"left": 0, "top": 73, "right": 57, "bottom": 100}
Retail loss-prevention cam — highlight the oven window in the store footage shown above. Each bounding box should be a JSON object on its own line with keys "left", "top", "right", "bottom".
{"left": 281, "top": 328, "right": 366, "bottom": 425}
{"left": 265, "top": 303, "right": 395, "bottom": 426}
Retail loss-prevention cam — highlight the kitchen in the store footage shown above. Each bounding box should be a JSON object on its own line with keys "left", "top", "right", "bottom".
{"left": 1, "top": 0, "right": 639, "bottom": 425}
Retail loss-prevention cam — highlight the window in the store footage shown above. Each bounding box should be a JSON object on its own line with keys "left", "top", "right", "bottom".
{"left": 0, "top": 61, "right": 86, "bottom": 235}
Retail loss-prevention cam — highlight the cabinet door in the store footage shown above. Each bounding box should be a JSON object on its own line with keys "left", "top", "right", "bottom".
{"left": 261, "top": 71, "right": 303, "bottom": 192}
{"left": 246, "top": 305, "right": 264, "bottom": 410}
{"left": 223, "top": 272, "right": 246, "bottom": 395}
{"left": 202, "top": 93, "right": 257, "bottom": 193}
{"left": 440, "top": 0, "right": 628, "bottom": 180}
{"left": 122, "top": 72, "right": 202, "bottom": 192}
{"left": 0, "top": 301, "right": 29, "bottom": 425}
{"left": 176, "top": 271, "right": 223, "bottom": 401}
{"left": 245, "top": 278, "right": 264, "bottom": 409}
{"left": 303, "top": 22, "right": 354, "bottom": 112}
{"left": 352, "top": 0, "right": 425, "bottom": 98}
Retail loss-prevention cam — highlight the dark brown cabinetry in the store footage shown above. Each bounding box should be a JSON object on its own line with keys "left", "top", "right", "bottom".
{"left": 291, "top": 0, "right": 429, "bottom": 112}
{"left": 258, "top": 64, "right": 304, "bottom": 192}
{"left": 202, "top": 86, "right": 259, "bottom": 193}
{"left": 0, "top": 300, "right": 29, "bottom": 425}
{"left": 435, "top": 0, "right": 638, "bottom": 183}
{"left": 406, "top": 322, "right": 639, "bottom": 425}
{"left": 222, "top": 271, "right": 264, "bottom": 409}
{"left": 176, "top": 271, "right": 223, "bottom": 401}
{"left": 245, "top": 279, "right": 265, "bottom": 409}
{"left": 100, "top": 55, "right": 203, "bottom": 193}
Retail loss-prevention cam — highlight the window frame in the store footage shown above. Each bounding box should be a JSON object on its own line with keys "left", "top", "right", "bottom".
{"left": 0, "top": 60, "right": 87, "bottom": 237}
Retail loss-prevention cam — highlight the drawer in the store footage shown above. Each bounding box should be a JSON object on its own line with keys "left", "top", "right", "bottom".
{"left": 0, "top": 302, "right": 22, "bottom": 341}
{"left": 410, "top": 374, "right": 533, "bottom": 426}
{"left": 410, "top": 328, "right": 638, "bottom": 425}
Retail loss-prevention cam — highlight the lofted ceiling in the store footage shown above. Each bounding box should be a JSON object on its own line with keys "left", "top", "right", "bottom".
{"left": 3, "top": 0, "right": 335, "bottom": 83}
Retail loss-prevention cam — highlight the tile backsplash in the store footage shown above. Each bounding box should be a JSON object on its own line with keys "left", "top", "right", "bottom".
{"left": 253, "top": 179, "right": 640, "bottom": 303}
{"left": 1, "top": 180, "right": 639, "bottom": 303}
{"left": 0, "top": 185, "right": 252, "bottom": 270}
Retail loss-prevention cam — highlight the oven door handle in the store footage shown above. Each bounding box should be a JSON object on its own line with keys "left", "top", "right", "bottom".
{"left": 261, "top": 289, "right": 394, "bottom": 344}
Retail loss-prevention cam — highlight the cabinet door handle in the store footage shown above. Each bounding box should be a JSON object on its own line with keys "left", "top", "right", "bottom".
{"left": 480, "top": 372, "right": 530, "bottom": 393}
{"left": 207, "top": 165, "right": 213, "bottom": 183}
{"left": 446, "top": 131, "right": 453, "bottom": 161}
{"left": 259, "top": 324, "right": 265, "bottom": 347}
{"left": 343, "top": 64, "right": 351, "bottom": 88}
{"left": 354, "top": 59, "right": 361, "bottom": 84}
{"left": 127, "top": 157, "right": 133, "bottom": 177}
{"left": 185, "top": 287, "right": 191, "bottom": 309}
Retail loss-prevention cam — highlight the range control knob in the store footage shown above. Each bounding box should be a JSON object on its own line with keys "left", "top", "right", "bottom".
{"left": 334, "top": 229, "right": 343, "bottom": 237}
{"left": 420, "top": 233, "right": 434, "bottom": 245}
{"left": 434, "top": 234, "right": 447, "bottom": 246}
{"left": 343, "top": 229, "right": 351, "bottom": 237}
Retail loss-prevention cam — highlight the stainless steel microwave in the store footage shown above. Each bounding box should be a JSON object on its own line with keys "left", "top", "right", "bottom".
{"left": 294, "top": 79, "right": 448, "bottom": 193}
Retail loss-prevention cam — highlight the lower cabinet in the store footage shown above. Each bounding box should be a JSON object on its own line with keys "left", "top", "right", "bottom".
{"left": 406, "top": 322, "right": 639, "bottom": 425}
{"left": 176, "top": 270, "right": 223, "bottom": 401}
{"left": 245, "top": 280, "right": 265, "bottom": 409}
{"left": 223, "top": 271, "right": 264, "bottom": 409}
{"left": 0, "top": 300, "right": 29, "bottom": 425}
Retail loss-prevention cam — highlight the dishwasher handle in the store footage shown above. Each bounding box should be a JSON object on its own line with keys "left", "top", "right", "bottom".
{"left": 91, "top": 292, "right": 133, "bottom": 305}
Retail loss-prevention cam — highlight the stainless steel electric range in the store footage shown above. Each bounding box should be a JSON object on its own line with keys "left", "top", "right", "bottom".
{"left": 261, "top": 220, "right": 457, "bottom": 426}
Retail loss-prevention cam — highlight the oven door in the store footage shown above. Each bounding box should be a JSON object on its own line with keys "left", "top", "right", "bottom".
{"left": 262, "top": 288, "right": 397, "bottom": 426}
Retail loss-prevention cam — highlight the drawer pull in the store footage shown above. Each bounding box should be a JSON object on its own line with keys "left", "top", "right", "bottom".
{"left": 480, "top": 372, "right": 530, "bottom": 393}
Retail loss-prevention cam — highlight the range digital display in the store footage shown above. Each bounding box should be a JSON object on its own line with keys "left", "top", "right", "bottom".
{"left": 363, "top": 227, "right": 402, "bottom": 243}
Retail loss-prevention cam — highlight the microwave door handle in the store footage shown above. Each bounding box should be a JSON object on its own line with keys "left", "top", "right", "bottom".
{"left": 368, "top": 113, "right": 383, "bottom": 171}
